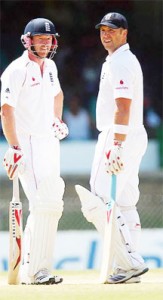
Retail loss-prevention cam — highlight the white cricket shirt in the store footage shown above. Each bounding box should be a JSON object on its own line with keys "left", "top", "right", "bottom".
{"left": 96, "top": 43, "right": 144, "bottom": 131}
{"left": 1, "top": 50, "right": 61, "bottom": 136}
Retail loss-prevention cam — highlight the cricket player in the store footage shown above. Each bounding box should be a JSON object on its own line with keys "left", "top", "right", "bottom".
{"left": 1, "top": 18, "right": 68, "bottom": 284}
{"left": 76, "top": 12, "right": 149, "bottom": 283}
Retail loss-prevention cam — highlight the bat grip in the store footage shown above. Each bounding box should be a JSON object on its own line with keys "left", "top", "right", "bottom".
{"left": 12, "top": 176, "right": 20, "bottom": 202}
{"left": 111, "top": 175, "right": 116, "bottom": 200}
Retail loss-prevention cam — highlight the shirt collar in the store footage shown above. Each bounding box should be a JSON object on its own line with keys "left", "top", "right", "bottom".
{"left": 106, "top": 43, "right": 130, "bottom": 62}
{"left": 21, "top": 50, "right": 48, "bottom": 67}
{"left": 22, "top": 50, "right": 31, "bottom": 62}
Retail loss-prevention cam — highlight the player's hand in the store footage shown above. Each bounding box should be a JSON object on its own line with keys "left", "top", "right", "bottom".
{"left": 3, "top": 146, "right": 25, "bottom": 180}
{"left": 105, "top": 140, "right": 124, "bottom": 175}
{"left": 52, "top": 117, "right": 69, "bottom": 140}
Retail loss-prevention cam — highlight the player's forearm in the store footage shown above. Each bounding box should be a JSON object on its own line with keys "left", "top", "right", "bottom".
{"left": 114, "top": 98, "right": 131, "bottom": 141}
{"left": 54, "top": 90, "right": 64, "bottom": 119}
{"left": 1, "top": 105, "right": 20, "bottom": 146}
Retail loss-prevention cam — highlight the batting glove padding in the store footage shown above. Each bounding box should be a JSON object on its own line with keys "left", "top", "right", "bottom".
{"left": 105, "top": 140, "right": 124, "bottom": 175}
{"left": 3, "top": 146, "right": 25, "bottom": 180}
{"left": 52, "top": 117, "right": 69, "bottom": 140}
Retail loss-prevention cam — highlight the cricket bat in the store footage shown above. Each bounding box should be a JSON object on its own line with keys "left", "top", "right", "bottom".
{"left": 99, "top": 174, "right": 117, "bottom": 283}
{"left": 8, "top": 176, "right": 23, "bottom": 284}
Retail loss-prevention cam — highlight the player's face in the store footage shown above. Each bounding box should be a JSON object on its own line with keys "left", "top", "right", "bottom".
{"left": 31, "top": 35, "right": 53, "bottom": 58}
{"left": 100, "top": 26, "right": 127, "bottom": 54}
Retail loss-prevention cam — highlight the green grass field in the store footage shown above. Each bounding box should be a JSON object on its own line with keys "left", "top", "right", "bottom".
{"left": 0, "top": 269, "right": 163, "bottom": 300}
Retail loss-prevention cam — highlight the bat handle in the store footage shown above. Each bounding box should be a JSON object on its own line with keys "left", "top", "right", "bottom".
{"left": 111, "top": 175, "right": 116, "bottom": 200}
{"left": 12, "top": 176, "right": 20, "bottom": 202}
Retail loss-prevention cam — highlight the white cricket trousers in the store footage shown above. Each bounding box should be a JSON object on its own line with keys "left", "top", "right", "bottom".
{"left": 17, "top": 132, "right": 60, "bottom": 209}
{"left": 90, "top": 126, "right": 148, "bottom": 207}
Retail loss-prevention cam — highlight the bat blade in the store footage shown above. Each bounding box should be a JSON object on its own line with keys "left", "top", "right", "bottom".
{"left": 8, "top": 177, "right": 23, "bottom": 285}
{"left": 99, "top": 175, "right": 117, "bottom": 283}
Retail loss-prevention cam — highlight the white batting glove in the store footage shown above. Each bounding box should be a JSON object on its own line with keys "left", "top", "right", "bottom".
{"left": 52, "top": 117, "right": 69, "bottom": 140}
{"left": 105, "top": 140, "right": 124, "bottom": 175}
{"left": 3, "top": 146, "right": 25, "bottom": 180}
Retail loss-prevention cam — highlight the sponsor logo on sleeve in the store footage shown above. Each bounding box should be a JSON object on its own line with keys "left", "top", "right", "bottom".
{"left": 115, "top": 79, "right": 128, "bottom": 90}
{"left": 4, "top": 87, "right": 10, "bottom": 99}
{"left": 5, "top": 87, "right": 10, "bottom": 93}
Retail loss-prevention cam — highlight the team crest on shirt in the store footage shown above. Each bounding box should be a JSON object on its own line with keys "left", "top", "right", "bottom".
{"left": 49, "top": 72, "right": 54, "bottom": 85}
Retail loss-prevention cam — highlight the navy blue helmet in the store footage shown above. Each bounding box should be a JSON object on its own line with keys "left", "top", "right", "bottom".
{"left": 21, "top": 18, "right": 59, "bottom": 59}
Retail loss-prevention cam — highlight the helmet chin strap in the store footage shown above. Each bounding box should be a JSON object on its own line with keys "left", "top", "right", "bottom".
{"left": 30, "top": 46, "right": 47, "bottom": 59}
{"left": 30, "top": 44, "right": 57, "bottom": 60}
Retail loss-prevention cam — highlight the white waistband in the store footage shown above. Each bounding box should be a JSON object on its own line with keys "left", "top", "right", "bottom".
{"left": 101, "top": 125, "right": 145, "bottom": 132}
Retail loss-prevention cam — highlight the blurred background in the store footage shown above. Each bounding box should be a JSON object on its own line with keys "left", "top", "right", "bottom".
{"left": 0, "top": 0, "right": 163, "bottom": 271}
